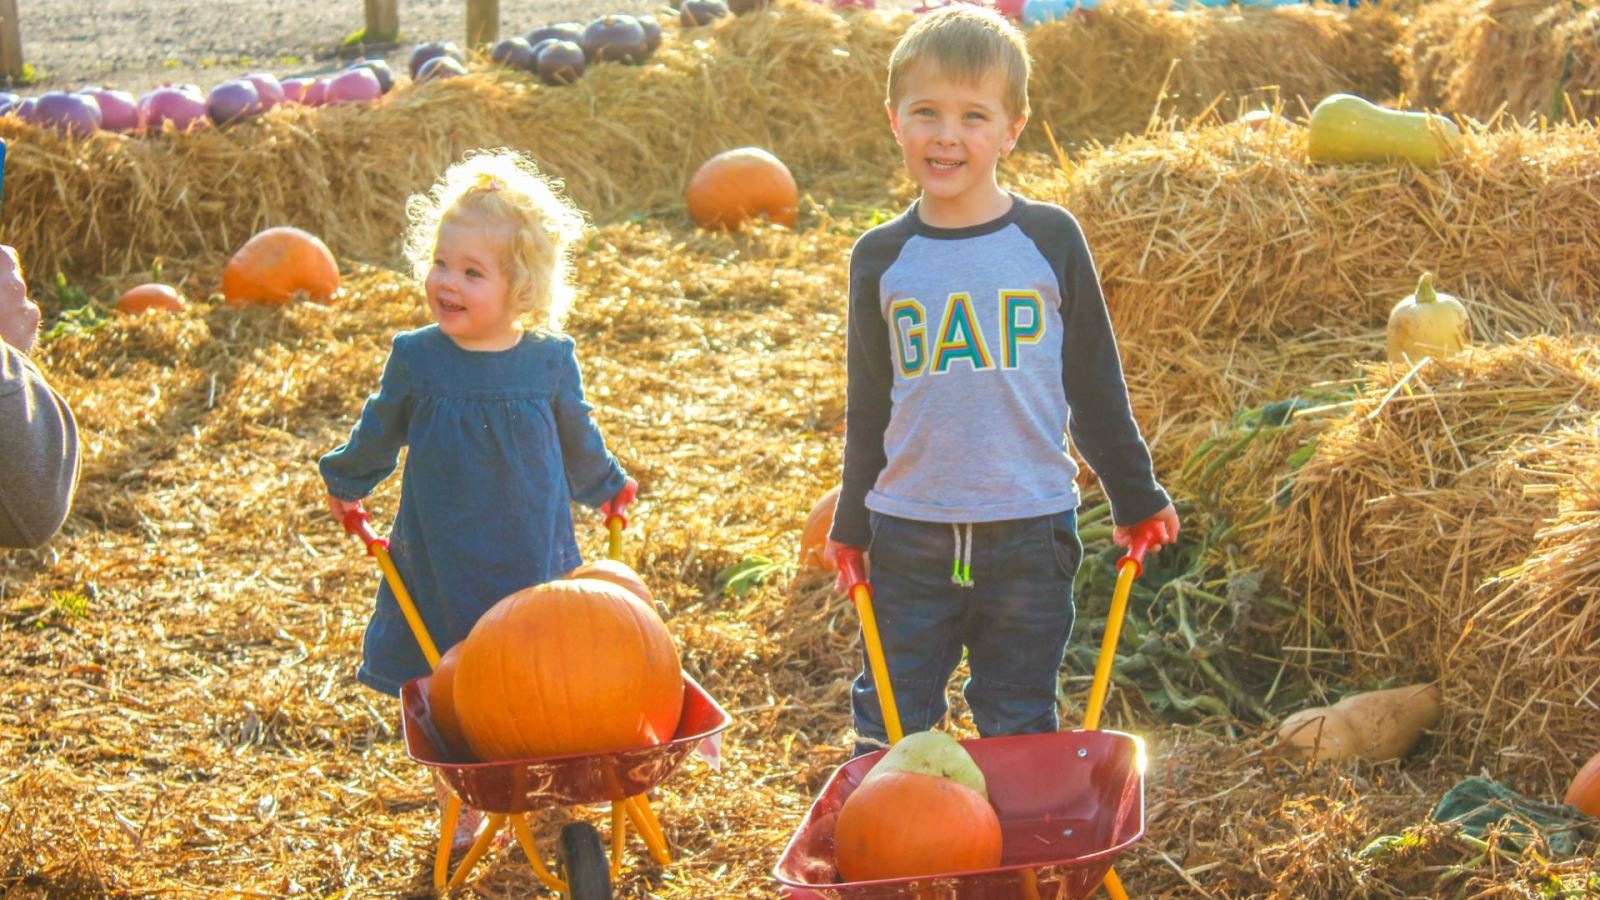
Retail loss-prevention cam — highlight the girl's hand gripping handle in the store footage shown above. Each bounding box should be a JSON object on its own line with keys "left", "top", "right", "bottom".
{"left": 336, "top": 501, "right": 441, "bottom": 669}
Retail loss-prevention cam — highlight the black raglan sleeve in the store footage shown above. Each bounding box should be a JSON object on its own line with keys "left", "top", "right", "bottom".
{"left": 829, "top": 226, "right": 907, "bottom": 547}
{"left": 1030, "top": 207, "right": 1170, "bottom": 526}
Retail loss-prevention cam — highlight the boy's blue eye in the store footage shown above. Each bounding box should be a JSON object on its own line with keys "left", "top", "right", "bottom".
{"left": 465, "top": 269, "right": 482, "bottom": 279}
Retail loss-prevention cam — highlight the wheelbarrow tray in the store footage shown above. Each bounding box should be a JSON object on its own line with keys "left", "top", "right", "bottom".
{"left": 400, "top": 671, "right": 731, "bottom": 814}
{"left": 774, "top": 729, "right": 1145, "bottom": 900}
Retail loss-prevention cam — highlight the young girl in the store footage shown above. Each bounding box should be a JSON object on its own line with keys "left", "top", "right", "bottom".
{"left": 320, "top": 149, "right": 636, "bottom": 848}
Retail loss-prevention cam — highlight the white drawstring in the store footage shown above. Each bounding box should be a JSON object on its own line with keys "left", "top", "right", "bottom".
{"left": 949, "top": 522, "right": 974, "bottom": 588}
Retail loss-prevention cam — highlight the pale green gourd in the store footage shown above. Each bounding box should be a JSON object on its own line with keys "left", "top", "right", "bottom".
{"left": 1386, "top": 272, "right": 1471, "bottom": 364}
{"left": 1308, "top": 94, "right": 1462, "bottom": 167}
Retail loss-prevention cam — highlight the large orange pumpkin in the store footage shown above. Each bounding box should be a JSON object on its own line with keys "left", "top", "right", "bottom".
{"left": 833, "top": 770, "right": 1003, "bottom": 882}
{"left": 452, "top": 578, "right": 684, "bottom": 761}
{"left": 686, "top": 147, "right": 799, "bottom": 231}
{"left": 565, "top": 558, "right": 653, "bottom": 606}
{"left": 1566, "top": 749, "right": 1600, "bottom": 817}
{"left": 116, "top": 283, "right": 185, "bottom": 314}
{"left": 799, "top": 485, "right": 840, "bottom": 572}
{"left": 222, "top": 226, "right": 340, "bottom": 306}
{"left": 426, "top": 643, "right": 469, "bottom": 758}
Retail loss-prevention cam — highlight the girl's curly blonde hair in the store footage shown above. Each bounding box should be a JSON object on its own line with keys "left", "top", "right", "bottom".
{"left": 403, "top": 149, "right": 588, "bottom": 332}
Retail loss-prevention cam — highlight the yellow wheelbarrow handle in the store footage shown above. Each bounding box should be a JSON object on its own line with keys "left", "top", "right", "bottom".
{"left": 342, "top": 506, "right": 441, "bottom": 671}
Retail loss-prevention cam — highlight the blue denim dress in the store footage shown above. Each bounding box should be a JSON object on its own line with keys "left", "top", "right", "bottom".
{"left": 319, "top": 325, "right": 626, "bottom": 696}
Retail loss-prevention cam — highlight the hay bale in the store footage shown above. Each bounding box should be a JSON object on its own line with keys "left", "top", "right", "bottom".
{"left": 1260, "top": 335, "right": 1600, "bottom": 768}
{"left": 2, "top": 1, "right": 1405, "bottom": 286}
{"left": 1401, "top": 0, "right": 1600, "bottom": 122}
{"left": 1028, "top": 0, "right": 1400, "bottom": 145}
{"left": 1466, "top": 466, "right": 1600, "bottom": 784}
{"left": 1019, "top": 120, "right": 1600, "bottom": 342}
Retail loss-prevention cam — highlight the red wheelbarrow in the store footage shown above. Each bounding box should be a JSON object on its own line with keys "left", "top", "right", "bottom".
{"left": 774, "top": 523, "right": 1165, "bottom": 899}
{"left": 342, "top": 508, "right": 731, "bottom": 898}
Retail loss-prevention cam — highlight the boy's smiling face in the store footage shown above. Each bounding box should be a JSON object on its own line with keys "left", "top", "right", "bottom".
{"left": 887, "top": 61, "right": 1027, "bottom": 228}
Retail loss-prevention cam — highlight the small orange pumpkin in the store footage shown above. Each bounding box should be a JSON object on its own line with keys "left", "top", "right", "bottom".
{"left": 453, "top": 578, "right": 684, "bottom": 761}
{"left": 834, "top": 770, "right": 1003, "bottom": 881}
{"left": 222, "top": 226, "right": 340, "bottom": 306}
{"left": 799, "top": 485, "right": 840, "bottom": 572}
{"left": 115, "top": 283, "right": 185, "bottom": 314}
{"left": 686, "top": 147, "right": 799, "bottom": 231}
{"left": 426, "top": 643, "right": 470, "bottom": 758}
{"left": 1566, "top": 749, "right": 1600, "bottom": 817}
{"left": 565, "top": 558, "right": 652, "bottom": 606}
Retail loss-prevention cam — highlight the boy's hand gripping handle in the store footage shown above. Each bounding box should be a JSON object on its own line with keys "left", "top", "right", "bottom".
{"left": 340, "top": 505, "right": 442, "bottom": 670}
{"left": 836, "top": 548, "right": 904, "bottom": 746}
{"left": 1082, "top": 519, "right": 1166, "bottom": 732}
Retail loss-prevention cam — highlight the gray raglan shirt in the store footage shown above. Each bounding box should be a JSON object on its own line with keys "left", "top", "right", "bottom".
{"left": 830, "top": 194, "right": 1168, "bottom": 546}
{"left": 1, "top": 342, "right": 80, "bottom": 549}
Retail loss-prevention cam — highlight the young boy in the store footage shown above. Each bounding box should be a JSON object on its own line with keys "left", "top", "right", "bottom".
{"left": 825, "top": 6, "right": 1179, "bottom": 754}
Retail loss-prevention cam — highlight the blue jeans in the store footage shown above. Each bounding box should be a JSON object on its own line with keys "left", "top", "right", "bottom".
{"left": 851, "top": 510, "right": 1083, "bottom": 755}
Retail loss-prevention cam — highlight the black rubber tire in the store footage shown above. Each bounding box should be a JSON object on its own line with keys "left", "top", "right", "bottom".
{"left": 557, "top": 821, "right": 612, "bottom": 900}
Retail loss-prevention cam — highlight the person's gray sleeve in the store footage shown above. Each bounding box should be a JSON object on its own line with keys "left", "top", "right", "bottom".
{"left": 319, "top": 334, "right": 414, "bottom": 501}
{"left": 551, "top": 338, "right": 626, "bottom": 509}
{"left": 0, "top": 343, "right": 81, "bottom": 549}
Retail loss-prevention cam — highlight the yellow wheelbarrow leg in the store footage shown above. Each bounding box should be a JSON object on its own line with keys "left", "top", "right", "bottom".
{"left": 446, "top": 813, "right": 508, "bottom": 892}
{"left": 510, "top": 814, "right": 571, "bottom": 894}
{"left": 609, "top": 802, "right": 627, "bottom": 881}
{"left": 624, "top": 795, "right": 671, "bottom": 865}
{"left": 434, "top": 793, "right": 460, "bottom": 893}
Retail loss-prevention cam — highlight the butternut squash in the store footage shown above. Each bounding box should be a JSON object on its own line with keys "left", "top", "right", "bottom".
{"left": 1277, "top": 683, "right": 1441, "bottom": 764}
{"left": 1308, "top": 94, "right": 1461, "bottom": 167}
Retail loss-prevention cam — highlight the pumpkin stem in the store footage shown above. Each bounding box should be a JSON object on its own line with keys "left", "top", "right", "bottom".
{"left": 1416, "top": 272, "right": 1437, "bottom": 304}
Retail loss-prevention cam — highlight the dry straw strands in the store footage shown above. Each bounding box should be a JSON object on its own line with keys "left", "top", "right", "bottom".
{"left": 1402, "top": 0, "right": 1600, "bottom": 123}
{"left": 1022, "top": 118, "right": 1600, "bottom": 343}
{"left": 1262, "top": 336, "right": 1600, "bottom": 770}
{"left": 0, "top": 0, "right": 1402, "bottom": 286}
{"left": 1028, "top": 0, "right": 1399, "bottom": 144}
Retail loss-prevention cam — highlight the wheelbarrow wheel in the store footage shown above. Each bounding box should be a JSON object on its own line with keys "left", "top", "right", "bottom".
{"left": 557, "top": 821, "right": 611, "bottom": 900}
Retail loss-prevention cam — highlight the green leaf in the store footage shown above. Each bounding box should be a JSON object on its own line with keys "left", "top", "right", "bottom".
{"left": 712, "top": 556, "right": 779, "bottom": 599}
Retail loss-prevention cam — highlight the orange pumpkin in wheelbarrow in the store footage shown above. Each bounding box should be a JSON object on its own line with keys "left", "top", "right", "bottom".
{"left": 451, "top": 577, "right": 685, "bottom": 761}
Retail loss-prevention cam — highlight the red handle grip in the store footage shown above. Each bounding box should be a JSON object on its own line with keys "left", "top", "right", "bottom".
{"left": 340, "top": 504, "right": 387, "bottom": 556}
{"left": 836, "top": 547, "right": 867, "bottom": 596}
{"left": 1117, "top": 519, "right": 1168, "bottom": 579}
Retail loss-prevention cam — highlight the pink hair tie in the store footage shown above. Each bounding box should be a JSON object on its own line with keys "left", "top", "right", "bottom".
{"left": 474, "top": 174, "right": 505, "bottom": 192}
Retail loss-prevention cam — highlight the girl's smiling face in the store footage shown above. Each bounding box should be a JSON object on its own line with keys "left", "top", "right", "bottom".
{"left": 887, "top": 62, "right": 1027, "bottom": 228}
{"left": 425, "top": 218, "right": 522, "bottom": 351}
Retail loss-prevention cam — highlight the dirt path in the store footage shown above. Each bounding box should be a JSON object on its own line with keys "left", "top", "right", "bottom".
{"left": 18, "top": 0, "right": 670, "bottom": 96}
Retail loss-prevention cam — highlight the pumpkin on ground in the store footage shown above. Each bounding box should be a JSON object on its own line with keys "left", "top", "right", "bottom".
{"left": 1386, "top": 272, "right": 1470, "bottom": 364}
{"left": 426, "top": 642, "right": 470, "bottom": 757}
{"left": 833, "top": 770, "right": 1002, "bottom": 881}
{"left": 115, "top": 283, "right": 185, "bottom": 314}
{"left": 686, "top": 147, "right": 799, "bottom": 231}
{"left": 452, "top": 578, "right": 684, "bottom": 761}
{"left": 1566, "top": 749, "right": 1600, "bottom": 817}
{"left": 798, "top": 485, "right": 840, "bottom": 572}
{"left": 222, "top": 226, "right": 340, "bottom": 306}
{"left": 1276, "top": 683, "right": 1442, "bottom": 764}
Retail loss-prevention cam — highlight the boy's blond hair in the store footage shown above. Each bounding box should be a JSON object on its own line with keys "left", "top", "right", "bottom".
{"left": 403, "top": 148, "right": 588, "bottom": 332}
{"left": 886, "top": 5, "right": 1031, "bottom": 120}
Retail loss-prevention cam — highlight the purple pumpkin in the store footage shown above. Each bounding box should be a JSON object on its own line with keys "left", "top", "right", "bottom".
{"left": 348, "top": 58, "right": 395, "bottom": 94}
{"left": 408, "top": 41, "right": 464, "bottom": 79}
{"left": 208, "top": 79, "right": 263, "bottom": 125}
{"left": 416, "top": 55, "right": 468, "bottom": 81}
{"left": 0, "top": 91, "right": 19, "bottom": 116}
{"left": 584, "top": 15, "right": 648, "bottom": 64}
{"left": 138, "top": 87, "right": 209, "bottom": 132}
{"left": 242, "top": 72, "right": 286, "bottom": 110}
{"left": 638, "top": 15, "right": 663, "bottom": 54}
{"left": 324, "top": 66, "right": 382, "bottom": 105}
{"left": 536, "top": 39, "right": 587, "bottom": 86}
{"left": 26, "top": 91, "right": 103, "bottom": 138}
{"left": 526, "top": 22, "right": 586, "bottom": 47}
{"left": 681, "top": 0, "right": 731, "bottom": 27}
{"left": 79, "top": 88, "right": 138, "bottom": 133}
